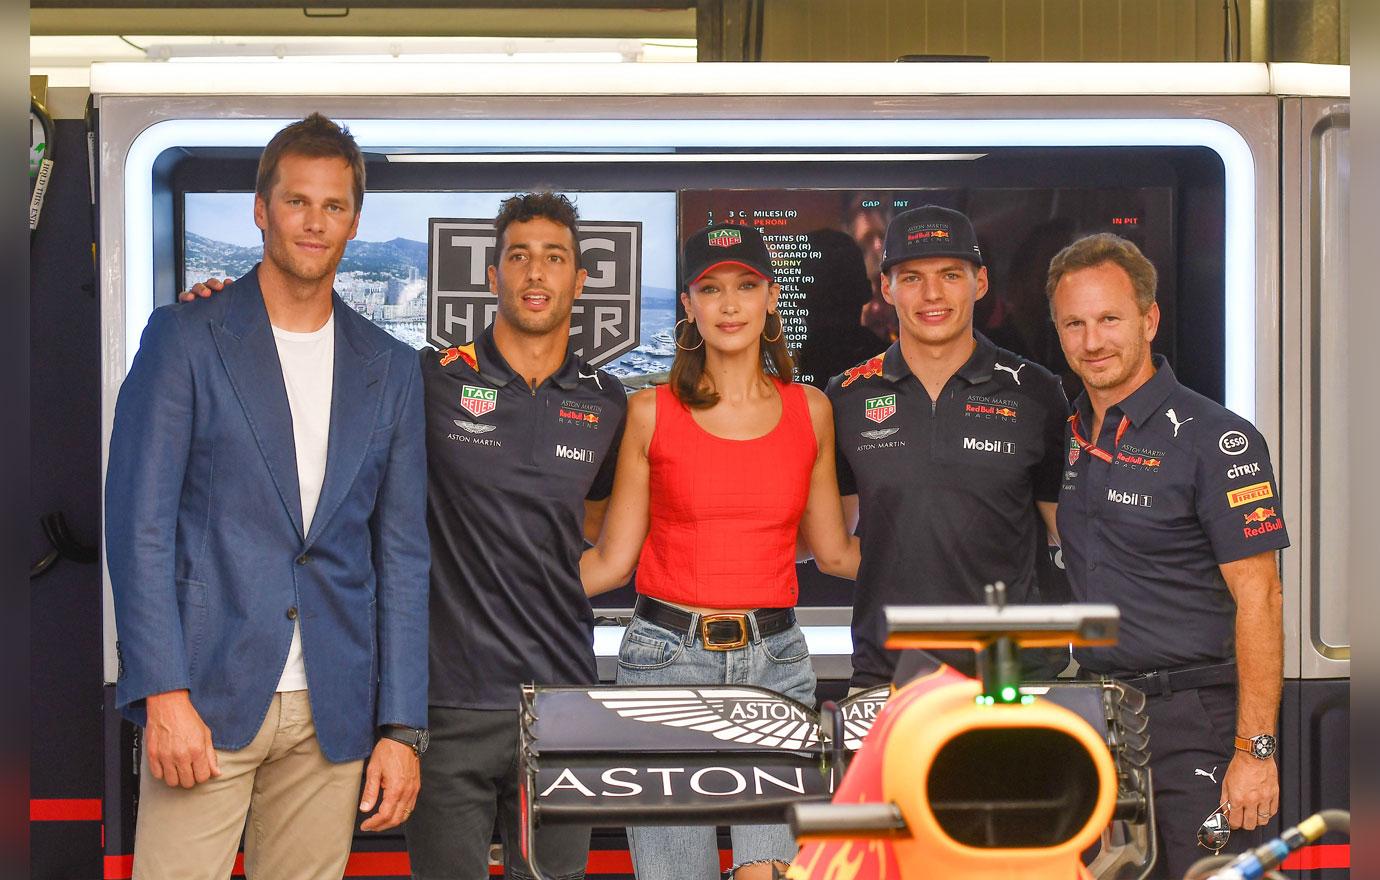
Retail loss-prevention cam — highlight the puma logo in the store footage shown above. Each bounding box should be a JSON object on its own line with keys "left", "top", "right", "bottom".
{"left": 578, "top": 369, "right": 602, "bottom": 390}
{"left": 994, "top": 362, "right": 1025, "bottom": 385}
{"left": 1195, "top": 766, "right": 1218, "bottom": 784}
{"left": 1166, "top": 408, "right": 1194, "bottom": 437}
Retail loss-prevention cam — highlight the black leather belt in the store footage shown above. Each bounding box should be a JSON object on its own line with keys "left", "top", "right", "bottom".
{"left": 634, "top": 595, "right": 795, "bottom": 652}
{"left": 1080, "top": 661, "right": 1237, "bottom": 697}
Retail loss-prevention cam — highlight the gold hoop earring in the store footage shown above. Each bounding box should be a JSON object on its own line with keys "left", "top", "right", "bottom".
{"left": 675, "top": 318, "right": 704, "bottom": 351}
{"left": 762, "top": 312, "right": 784, "bottom": 343}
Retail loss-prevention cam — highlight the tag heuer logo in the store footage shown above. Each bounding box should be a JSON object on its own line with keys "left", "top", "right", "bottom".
{"left": 864, "top": 394, "right": 897, "bottom": 424}
{"left": 707, "top": 228, "right": 742, "bottom": 248}
{"left": 460, "top": 385, "right": 497, "bottom": 418}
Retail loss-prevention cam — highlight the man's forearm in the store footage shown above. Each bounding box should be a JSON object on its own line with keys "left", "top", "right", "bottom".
{"left": 1234, "top": 576, "right": 1284, "bottom": 735}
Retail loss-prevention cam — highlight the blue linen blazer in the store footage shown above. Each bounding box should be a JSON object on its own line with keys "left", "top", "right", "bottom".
{"left": 105, "top": 266, "right": 429, "bottom": 763}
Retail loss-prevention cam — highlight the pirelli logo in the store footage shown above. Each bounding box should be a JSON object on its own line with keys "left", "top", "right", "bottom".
{"left": 1227, "top": 481, "right": 1274, "bottom": 508}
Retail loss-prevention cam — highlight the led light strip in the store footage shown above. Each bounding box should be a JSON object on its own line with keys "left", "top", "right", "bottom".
{"left": 384, "top": 151, "right": 987, "bottom": 163}
{"left": 120, "top": 116, "right": 1255, "bottom": 417}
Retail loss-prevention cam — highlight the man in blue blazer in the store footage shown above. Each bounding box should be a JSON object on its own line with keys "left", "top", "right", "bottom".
{"left": 106, "top": 114, "right": 430, "bottom": 879}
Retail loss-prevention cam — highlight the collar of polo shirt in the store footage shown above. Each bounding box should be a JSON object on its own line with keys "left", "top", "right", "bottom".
{"left": 474, "top": 324, "right": 586, "bottom": 391}
{"left": 1074, "top": 354, "right": 1177, "bottom": 429}
{"left": 883, "top": 332, "right": 1002, "bottom": 386}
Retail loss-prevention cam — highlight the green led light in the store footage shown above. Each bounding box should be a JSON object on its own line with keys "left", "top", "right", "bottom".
{"left": 1021, "top": 694, "right": 1035, "bottom": 705}
{"left": 1000, "top": 686, "right": 1018, "bottom": 702}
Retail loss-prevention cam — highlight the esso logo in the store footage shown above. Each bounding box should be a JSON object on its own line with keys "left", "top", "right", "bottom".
{"left": 1219, "top": 430, "right": 1249, "bottom": 456}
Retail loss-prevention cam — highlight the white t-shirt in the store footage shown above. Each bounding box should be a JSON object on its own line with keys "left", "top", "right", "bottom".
{"left": 271, "top": 312, "right": 335, "bottom": 692}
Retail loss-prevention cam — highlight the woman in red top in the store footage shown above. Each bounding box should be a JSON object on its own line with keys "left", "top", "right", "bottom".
{"left": 581, "top": 223, "right": 859, "bottom": 880}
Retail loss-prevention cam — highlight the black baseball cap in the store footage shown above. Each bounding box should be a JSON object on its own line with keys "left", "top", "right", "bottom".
{"left": 880, "top": 205, "right": 984, "bottom": 273}
{"left": 682, "top": 223, "right": 775, "bottom": 288}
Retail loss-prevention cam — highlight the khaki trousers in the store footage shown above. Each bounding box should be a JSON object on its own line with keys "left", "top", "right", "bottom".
{"left": 132, "top": 690, "right": 365, "bottom": 880}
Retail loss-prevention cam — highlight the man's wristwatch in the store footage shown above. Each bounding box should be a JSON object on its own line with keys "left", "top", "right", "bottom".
{"left": 1235, "top": 733, "right": 1277, "bottom": 759}
{"left": 380, "top": 725, "right": 430, "bottom": 756}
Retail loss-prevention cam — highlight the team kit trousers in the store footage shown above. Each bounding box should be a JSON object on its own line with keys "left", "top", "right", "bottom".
{"left": 131, "top": 690, "right": 364, "bottom": 880}
{"left": 1133, "top": 680, "right": 1266, "bottom": 880}
{"left": 615, "top": 608, "right": 816, "bottom": 880}
{"left": 407, "top": 706, "right": 591, "bottom": 880}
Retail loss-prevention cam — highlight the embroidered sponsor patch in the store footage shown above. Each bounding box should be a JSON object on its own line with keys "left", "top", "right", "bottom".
{"left": 841, "top": 354, "right": 886, "bottom": 388}
{"left": 864, "top": 394, "right": 897, "bottom": 424}
{"left": 439, "top": 343, "right": 478, "bottom": 370}
{"left": 707, "top": 228, "right": 742, "bottom": 248}
{"left": 460, "top": 385, "right": 497, "bottom": 418}
{"left": 1227, "top": 481, "right": 1274, "bottom": 508}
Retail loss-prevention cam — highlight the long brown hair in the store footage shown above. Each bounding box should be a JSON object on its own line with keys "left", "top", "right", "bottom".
{"left": 669, "top": 311, "right": 795, "bottom": 409}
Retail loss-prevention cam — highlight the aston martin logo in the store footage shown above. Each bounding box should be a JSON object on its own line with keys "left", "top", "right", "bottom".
{"left": 860, "top": 428, "right": 899, "bottom": 441}
{"left": 588, "top": 688, "right": 820, "bottom": 751}
{"left": 454, "top": 420, "right": 497, "bottom": 434}
{"left": 837, "top": 687, "right": 889, "bottom": 750}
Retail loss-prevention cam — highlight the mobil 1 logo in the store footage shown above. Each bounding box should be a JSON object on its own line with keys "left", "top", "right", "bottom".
{"left": 428, "top": 217, "right": 643, "bottom": 367}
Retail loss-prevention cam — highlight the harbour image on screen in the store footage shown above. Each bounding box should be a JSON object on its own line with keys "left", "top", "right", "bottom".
{"left": 679, "top": 188, "right": 1175, "bottom": 388}
{"left": 183, "top": 191, "right": 678, "bottom": 383}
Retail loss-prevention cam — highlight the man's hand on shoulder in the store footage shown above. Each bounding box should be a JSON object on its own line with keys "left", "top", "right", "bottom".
{"left": 358, "top": 736, "right": 421, "bottom": 832}
{"left": 1221, "top": 750, "right": 1278, "bottom": 830}
{"left": 144, "top": 689, "right": 221, "bottom": 789}
{"left": 177, "top": 277, "right": 232, "bottom": 302}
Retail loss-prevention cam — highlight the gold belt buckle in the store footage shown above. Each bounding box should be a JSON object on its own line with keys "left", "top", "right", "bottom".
{"left": 699, "top": 613, "right": 750, "bottom": 651}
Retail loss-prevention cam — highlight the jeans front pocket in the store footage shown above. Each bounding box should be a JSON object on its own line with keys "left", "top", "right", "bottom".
{"left": 761, "top": 624, "right": 809, "bottom": 665}
{"left": 616, "top": 618, "right": 685, "bottom": 672}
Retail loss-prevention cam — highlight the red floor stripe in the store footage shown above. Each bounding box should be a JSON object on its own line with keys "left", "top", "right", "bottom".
{"left": 1280, "top": 843, "right": 1350, "bottom": 870}
{"left": 345, "top": 851, "right": 408, "bottom": 876}
{"left": 103, "top": 854, "right": 132, "bottom": 879}
{"left": 103, "top": 850, "right": 653, "bottom": 878}
{"left": 95, "top": 841, "right": 1353, "bottom": 878}
{"left": 103, "top": 843, "right": 1347, "bottom": 878}
{"left": 30, "top": 798, "right": 102, "bottom": 821}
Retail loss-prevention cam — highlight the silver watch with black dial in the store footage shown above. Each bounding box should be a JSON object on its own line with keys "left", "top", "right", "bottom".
{"left": 1234, "top": 733, "right": 1276, "bottom": 759}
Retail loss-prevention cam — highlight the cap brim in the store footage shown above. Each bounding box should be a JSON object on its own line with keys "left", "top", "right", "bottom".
{"left": 880, "top": 251, "right": 984, "bottom": 273}
{"left": 689, "top": 260, "right": 772, "bottom": 286}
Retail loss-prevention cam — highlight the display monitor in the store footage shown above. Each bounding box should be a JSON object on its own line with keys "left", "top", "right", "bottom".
{"left": 182, "top": 190, "right": 679, "bottom": 381}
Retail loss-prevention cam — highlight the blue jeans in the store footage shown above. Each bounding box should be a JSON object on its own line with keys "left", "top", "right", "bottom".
{"left": 615, "top": 611, "right": 817, "bottom": 880}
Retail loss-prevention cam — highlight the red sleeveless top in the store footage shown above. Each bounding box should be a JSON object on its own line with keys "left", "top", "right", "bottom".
{"left": 636, "top": 380, "right": 817, "bottom": 609}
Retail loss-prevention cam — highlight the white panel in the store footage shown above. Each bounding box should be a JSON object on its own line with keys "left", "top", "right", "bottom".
{"left": 90, "top": 60, "right": 1273, "bottom": 97}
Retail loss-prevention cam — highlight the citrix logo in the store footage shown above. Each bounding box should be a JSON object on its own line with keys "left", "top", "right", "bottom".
{"left": 1227, "top": 461, "right": 1261, "bottom": 480}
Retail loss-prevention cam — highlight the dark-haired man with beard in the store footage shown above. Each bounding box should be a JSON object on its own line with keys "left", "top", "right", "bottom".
{"left": 183, "top": 192, "right": 627, "bottom": 880}
{"left": 409, "top": 193, "right": 626, "bottom": 880}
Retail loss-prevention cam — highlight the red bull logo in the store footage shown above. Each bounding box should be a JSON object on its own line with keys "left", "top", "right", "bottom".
{"left": 439, "top": 343, "right": 478, "bottom": 371}
{"left": 842, "top": 354, "right": 887, "bottom": 388}
{"left": 996, "top": 407, "right": 1017, "bottom": 418}
{"left": 906, "top": 228, "right": 950, "bottom": 241}
{"left": 1243, "top": 506, "right": 1284, "bottom": 538}
{"left": 1115, "top": 451, "right": 1162, "bottom": 470}
{"left": 559, "top": 408, "right": 600, "bottom": 426}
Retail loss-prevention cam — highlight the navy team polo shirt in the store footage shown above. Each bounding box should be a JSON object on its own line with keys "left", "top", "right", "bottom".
{"left": 421, "top": 326, "right": 627, "bottom": 710}
{"left": 827, "top": 334, "right": 1069, "bottom": 687}
{"left": 1058, "top": 356, "right": 1290, "bottom": 676}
